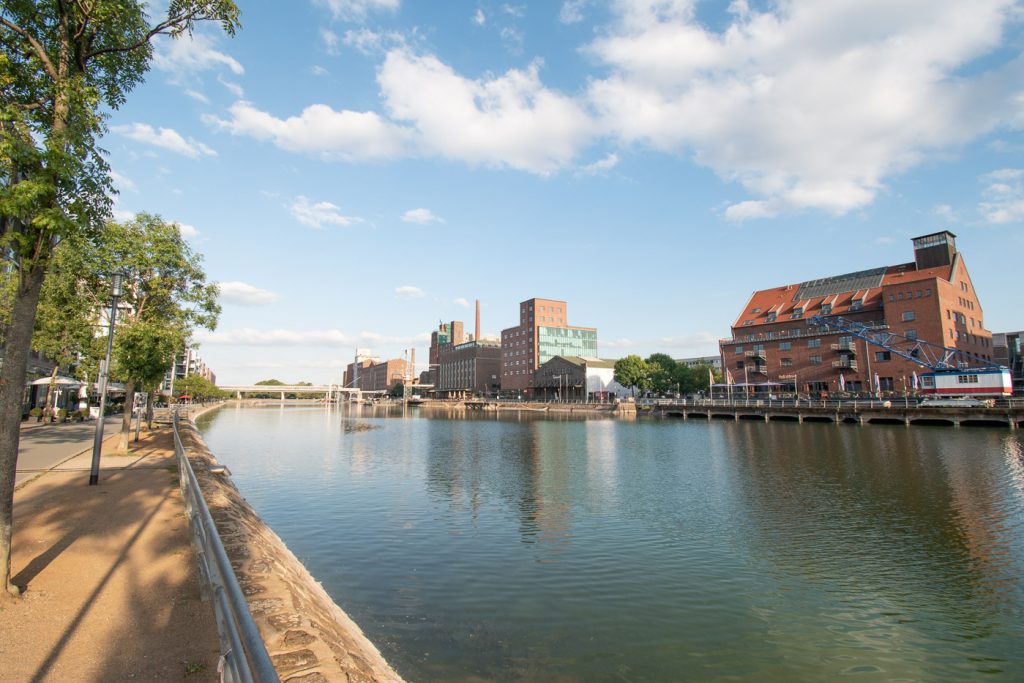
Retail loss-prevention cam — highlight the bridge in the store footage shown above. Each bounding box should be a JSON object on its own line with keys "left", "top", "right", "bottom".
{"left": 218, "top": 385, "right": 383, "bottom": 401}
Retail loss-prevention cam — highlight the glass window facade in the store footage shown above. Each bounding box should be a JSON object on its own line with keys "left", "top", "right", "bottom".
{"left": 537, "top": 327, "right": 598, "bottom": 365}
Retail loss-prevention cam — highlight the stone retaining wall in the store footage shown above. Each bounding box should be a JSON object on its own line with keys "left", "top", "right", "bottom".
{"left": 178, "top": 418, "right": 404, "bottom": 683}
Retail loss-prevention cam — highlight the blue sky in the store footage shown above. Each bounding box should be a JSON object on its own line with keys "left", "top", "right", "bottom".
{"left": 104, "top": 0, "right": 1024, "bottom": 385}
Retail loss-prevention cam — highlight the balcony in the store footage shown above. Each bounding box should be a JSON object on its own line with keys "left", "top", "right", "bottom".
{"left": 744, "top": 349, "right": 766, "bottom": 358}
{"left": 747, "top": 364, "right": 768, "bottom": 374}
{"left": 832, "top": 359, "right": 858, "bottom": 370}
{"left": 830, "top": 340, "right": 856, "bottom": 352}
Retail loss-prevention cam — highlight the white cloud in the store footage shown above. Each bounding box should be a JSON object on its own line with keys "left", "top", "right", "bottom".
{"left": 315, "top": 0, "right": 400, "bottom": 21}
{"left": 195, "top": 327, "right": 428, "bottom": 348}
{"left": 979, "top": 167, "right": 1024, "bottom": 224}
{"left": 587, "top": 0, "right": 1024, "bottom": 217}
{"left": 311, "top": 65, "right": 329, "bottom": 77}
{"left": 290, "top": 196, "right": 362, "bottom": 228}
{"left": 473, "top": 9, "right": 486, "bottom": 26}
{"left": 560, "top": 0, "right": 587, "bottom": 24}
{"left": 184, "top": 89, "right": 210, "bottom": 104}
{"left": 454, "top": 297, "right": 471, "bottom": 307}
{"left": 111, "top": 123, "right": 217, "bottom": 159}
{"left": 601, "top": 338, "right": 636, "bottom": 349}
{"left": 379, "top": 49, "right": 594, "bottom": 174}
{"left": 218, "top": 281, "right": 281, "bottom": 306}
{"left": 933, "top": 204, "right": 957, "bottom": 221}
{"left": 342, "top": 28, "right": 408, "bottom": 55}
{"left": 109, "top": 170, "right": 136, "bottom": 192}
{"left": 401, "top": 207, "right": 444, "bottom": 224}
{"left": 206, "top": 100, "right": 412, "bottom": 161}
{"left": 580, "top": 153, "right": 619, "bottom": 174}
{"left": 153, "top": 33, "right": 244, "bottom": 80}
{"left": 322, "top": 29, "right": 340, "bottom": 55}
{"left": 177, "top": 223, "right": 201, "bottom": 240}
{"left": 217, "top": 75, "right": 244, "bottom": 98}
{"left": 395, "top": 285, "right": 425, "bottom": 299}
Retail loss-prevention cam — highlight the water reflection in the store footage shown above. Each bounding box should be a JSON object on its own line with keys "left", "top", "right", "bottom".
{"left": 197, "top": 406, "right": 1024, "bottom": 682}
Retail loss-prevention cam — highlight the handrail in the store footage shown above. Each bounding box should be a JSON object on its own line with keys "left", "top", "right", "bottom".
{"left": 173, "top": 411, "right": 280, "bottom": 683}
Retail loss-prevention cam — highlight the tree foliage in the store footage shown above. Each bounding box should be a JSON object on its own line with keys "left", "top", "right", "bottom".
{"left": 614, "top": 355, "right": 649, "bottom": 396}
{"left": 0, "top": 0, "right": 240, "bottom": 598}
{"left": 174, "top": 374, "right": 227, "bottom": 402}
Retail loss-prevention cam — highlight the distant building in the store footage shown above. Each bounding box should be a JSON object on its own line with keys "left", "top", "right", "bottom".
{"left": 161, "top": 348, "right": 216, "bottom": 395}
{"left": 436, "top": 339, "right": 502, "bottom": 397}
{"left": 534, "top": 356, "right": 630, "bottom": 401}
{"left": 501, "top": 298, "right": 598, "bottom": 397}
{"left": 343, "top": 357, "right": 411, "bottom": 392}
{"left": 676, "top": 355, "right": 721, "bottom": 370}
{"left": 993, "top": 331, "right": 1023, "bottom": 395}
{"left": 719, "top": 231, "right": 996, "bottom": 395}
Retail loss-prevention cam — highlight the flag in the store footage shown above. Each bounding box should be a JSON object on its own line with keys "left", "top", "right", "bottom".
{"left": 726, "top": 369, "right": 734, "bottom": 385}
{"left": 874, "top": 372, "right": 880, "bottom": 392}
{"left": 839, "top": 374, "right": 846, "bottom": 391}
{"left": 709, "top": 368, "right": 715, "bottom": 388}
{"left": 912, "top": 371, "right": 919, "bottom": 390}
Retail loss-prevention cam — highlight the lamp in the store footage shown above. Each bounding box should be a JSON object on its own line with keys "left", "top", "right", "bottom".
{"left": 89, "top": 271, "right": 126, "bottom": 485}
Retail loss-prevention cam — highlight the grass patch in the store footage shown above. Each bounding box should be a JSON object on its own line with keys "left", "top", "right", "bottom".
{"left": 183, "top": 661, "right": 206, "bottom": 676}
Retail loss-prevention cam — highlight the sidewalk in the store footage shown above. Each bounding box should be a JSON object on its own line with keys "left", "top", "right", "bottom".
{"left": 0, "top": 427, "right": 221, "bottom": 681}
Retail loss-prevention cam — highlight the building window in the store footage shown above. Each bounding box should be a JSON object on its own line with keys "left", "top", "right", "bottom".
{"left": 751, "top": 307, "right": 761, "bottom": 313}
{"left": 809, "top": 356, "right": 822, "bottom": 365}
{"left": 875, "top": 351, "right": 891, "bottom": 361}
{"left": 735, "top": 346, "right": 743, "bottom": 354}
{"left": 906, "top": 329, "right": 917, "bottom": 340}
{"left": 737, "top": 361, "right": 745, "bottom": 369}
{"left": 766, "top": 312, "right": 777, "bottom": 322}
{"left": 917, "top": 290, "right": 923, "bottom": 298}
{"left": 925, "top": 288, "right": 931, "bottom": 296}
{"left": 807, "top": 339, "right": 821, "bottom": 348}
{"left": 888, "top": 295, "right": 895, "bottom": 302}
{"left": 820, "top": 304, "right": 832, "bottom": 315}
{"left": 743, "top": 320, "right": 754, "bottom": 326}
{"left": 781, "top": 357, "right": 793, "bottom": 366}
{"left": 898, "top": 292, "right": 904, "bottom": 300}
{"left": 902, "top": 311, "right": 916, "bottom": 322}
{"left": 851, "top": 298, "right": 864, "bottom": 310}
{"left": 779, "top": 342, "right": 791, "bottom": 350}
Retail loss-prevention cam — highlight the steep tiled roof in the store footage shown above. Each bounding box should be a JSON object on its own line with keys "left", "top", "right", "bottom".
{"left": 733, "top": 261, "right": 954, "bottom": 330}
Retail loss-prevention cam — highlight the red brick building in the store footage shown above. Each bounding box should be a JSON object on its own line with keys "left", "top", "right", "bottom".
{"left": 342, "top": 357, "right": 411, "bottom": 392}
{"left": 719, "top": 231, "right": 995, "bottom": 395}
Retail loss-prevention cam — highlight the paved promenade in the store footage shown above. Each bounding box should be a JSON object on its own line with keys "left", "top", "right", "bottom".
{"left": 0, "top": 424, "right": 220, "bottom": 681}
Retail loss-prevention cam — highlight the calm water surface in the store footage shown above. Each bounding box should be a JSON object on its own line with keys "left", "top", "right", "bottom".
{"left": 197, "top": 405, "right": 1024, "bottom": 682}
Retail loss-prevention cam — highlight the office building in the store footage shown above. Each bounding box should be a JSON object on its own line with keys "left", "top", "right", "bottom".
{"left": 993, "top": 331, "right": 1023, "bottom": 395}
{"left": 501, "top": 298, "right": 598, "bottom": 396}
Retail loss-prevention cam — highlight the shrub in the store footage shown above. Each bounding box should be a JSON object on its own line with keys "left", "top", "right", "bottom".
{"left": 29, "top": 407, "right": 42, "bottom": 418}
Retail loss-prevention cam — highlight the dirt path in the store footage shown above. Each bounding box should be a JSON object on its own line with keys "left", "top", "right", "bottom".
{"left": 0, "top": 428, "right": 220, "bottom": 682}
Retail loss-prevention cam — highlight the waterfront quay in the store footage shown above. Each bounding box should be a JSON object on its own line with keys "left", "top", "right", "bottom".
{"left": 427, "top": 396, "right": 1024, "bottom": 428}
{"left": 645, "top": 397, "right": 1024, "bottom": 428}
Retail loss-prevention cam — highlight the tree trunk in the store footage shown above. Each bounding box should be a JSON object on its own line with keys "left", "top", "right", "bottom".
{"left": 0, "top": 263, "right": 48, "bottom": 598}
{"left": 117, "top": 379, "right": 135, "bottom": 453}
{"left": 145, "top": 389, "right": 155, "bottom": 428}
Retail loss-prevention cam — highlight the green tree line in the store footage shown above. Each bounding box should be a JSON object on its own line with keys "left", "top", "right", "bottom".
{"left": 614, "top": 354, "right": 722, "bottom": 397}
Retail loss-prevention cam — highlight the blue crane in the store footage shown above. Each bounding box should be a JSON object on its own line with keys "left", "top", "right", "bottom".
{"left": 808, "top": 315, "right": 1003, "bottom": 372}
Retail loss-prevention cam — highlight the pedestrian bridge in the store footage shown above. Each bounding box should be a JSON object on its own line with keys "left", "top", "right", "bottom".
{"left": 218, "top": 385, "right": 382, "bottom": 400}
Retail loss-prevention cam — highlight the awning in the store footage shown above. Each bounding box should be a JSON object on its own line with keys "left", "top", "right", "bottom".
{"left": 30, "top": 376, "right": 82, "bottom": 386}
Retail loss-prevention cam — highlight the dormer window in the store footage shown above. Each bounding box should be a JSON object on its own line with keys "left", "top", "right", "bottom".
{"left": 766, "top": 312, "right": 777, "bottom": 322}
{"left": 790, "top": 307, "right": 804, "bottom": 320}
{"left": 850, "top": 298, "right": 864, "bottom": 311}
{"left": 820, "top": 304, "right": 832, "bottom": 315}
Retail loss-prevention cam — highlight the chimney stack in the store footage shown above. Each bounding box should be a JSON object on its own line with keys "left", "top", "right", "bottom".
{"left": 475, "top": 299, "right": 481, "bottom": 341}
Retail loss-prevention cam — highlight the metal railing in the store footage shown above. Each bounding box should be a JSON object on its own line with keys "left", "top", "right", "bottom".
{"left": 173, "top": 411, "right": 280, "bottom": 683}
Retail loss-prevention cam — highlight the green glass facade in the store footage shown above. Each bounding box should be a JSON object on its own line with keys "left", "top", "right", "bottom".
{"left": 537, "top": 326, "right": 598, "bottom": 365}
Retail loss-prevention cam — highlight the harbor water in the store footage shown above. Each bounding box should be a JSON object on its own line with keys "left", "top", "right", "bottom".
{"left": 197, "top": 405, "right": 1024, "bottom": 682}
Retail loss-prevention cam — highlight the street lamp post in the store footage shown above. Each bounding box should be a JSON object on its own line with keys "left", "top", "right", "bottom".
{"left": 89, "top": 272, "right": 124, "bottom": 486}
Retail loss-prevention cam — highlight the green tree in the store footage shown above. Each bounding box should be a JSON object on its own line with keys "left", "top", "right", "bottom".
{"left": 31, "top": 237, "right": 103, "bottom": 418}
{"left": 614, "top": 355, "right": 649, "bottom": 397}
{"left": 645, "top": 353, "right": 678, "bottom": 395}
{"left": 0, "top": 0, "right": 240, "bottom": 599}
{"left": 103, "top": 214, "right": 220, "bottom": 452}
{"left": 174, "top": 374, "right": 226, "bottom": 402}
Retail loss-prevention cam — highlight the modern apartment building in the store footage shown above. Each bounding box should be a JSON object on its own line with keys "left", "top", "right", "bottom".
{"left": 501, "top": 297, "right": 598, "bottom": 396}
{"left": 161, "top": 347, "right": 216, "bottom": 394}
{"left": 719, "top": 231, "right": 995, "bottom": 395}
